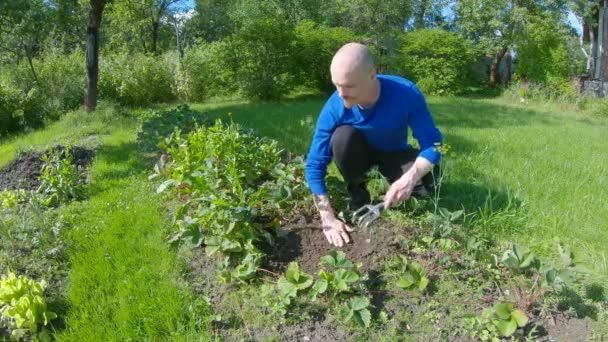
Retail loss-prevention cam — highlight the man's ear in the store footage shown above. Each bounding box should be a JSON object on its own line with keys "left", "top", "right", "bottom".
{"left": 370, "top": 69, "right": 377, "bottom": 80}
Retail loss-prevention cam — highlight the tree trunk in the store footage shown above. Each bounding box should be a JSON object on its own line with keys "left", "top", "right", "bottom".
{"left": 151, "top": 22, "right": 159, "bottom": 55}
{"left": 84, "top": 0, "right": 106, "bottom": 112}
{"left": 22, "top": 42, "right": 38, "bottom": 83}
{"left": 590, "top": 19, "right": 597, "bottom": 78}
{"left": 599, "top": 3, "right": 608, "bottom": 80}
{"left": 489, "top": 47, "right": 508, "bottom": 87}
{"left": 414, "top": 0, "right": 428, "bottom": 29}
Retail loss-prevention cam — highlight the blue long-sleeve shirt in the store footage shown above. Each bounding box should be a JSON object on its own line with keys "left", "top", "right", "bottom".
{"left": 305, "top": 74, "right": 443, "bottom": 195}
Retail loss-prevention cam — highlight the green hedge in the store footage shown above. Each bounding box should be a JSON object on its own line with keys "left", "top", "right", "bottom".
{"left": 99, "top": 53, "right": 175, "bottom": 106}
{"left": 396, "top": 28, "right": 478, "bottom": 95}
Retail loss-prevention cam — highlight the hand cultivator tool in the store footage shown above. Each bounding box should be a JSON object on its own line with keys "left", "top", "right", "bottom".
{"left": 351, "top": 202, "right": 385, "bottom": 230}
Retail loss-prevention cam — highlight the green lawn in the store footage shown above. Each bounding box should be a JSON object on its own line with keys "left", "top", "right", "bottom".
{"left": 188, "top": 96, "right": 608, "bottom": 273}
{"left": 1, "top": 105, "right": 212, "bottom": 340}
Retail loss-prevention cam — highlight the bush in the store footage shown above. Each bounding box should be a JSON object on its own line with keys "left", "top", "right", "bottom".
{"left": 396, "top": 28, "right": 478, "bottom": 95}
{"left": 99, "top": 53, "right": 175, "bottom": 106}
{"left": 0, "top": 83, "right": 45, "bottom": 137}
{"left": 36, "top": 50, "right": 85, "bottom": 113}
{"left": 292, "top": 20, "right": 359, "bottom": 94}
{"left": 172, "top": 41, "right": 238, "bottom": 102}
{"left": 230, "top": 18, "right": 297, "bottom": 100}
{"left": 514, "top": 17, "right": 578, "bottom": 100}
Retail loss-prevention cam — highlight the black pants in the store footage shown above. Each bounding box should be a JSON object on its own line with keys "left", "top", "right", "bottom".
{"left": 330, "top": 125, "right": 438, "bottom": 204}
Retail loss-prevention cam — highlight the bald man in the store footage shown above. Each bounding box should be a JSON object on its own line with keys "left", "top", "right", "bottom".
{"left": 305, "top": 43, "right": 443, "bottom": 247}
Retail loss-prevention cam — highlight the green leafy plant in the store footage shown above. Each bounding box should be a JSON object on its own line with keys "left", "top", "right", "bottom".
{"left": 0, "top": 190, "right": 27, "bottom": 210}
{"left": 0, "top": 272, "right": 56, "bottom": 340}
{"left": 278, "top": 262, "right": 314, "bottom": 298}
{"left": 338, "top": 296, "right": 371, "bottom": 329}
{"left": 154, "top": 118, "right": 310, "bottom": 283}
{"left": 37, "top": 147, "right": 82, "bottom": 206}
{"left": 500, "top": 244, "right": 539, "bottom": 274}
{"left": 487, "top": 303, "right": 529, "bottom": 337}
{"left": 383, "top": 255, "right": 429, "bottom": 291}
{"left": 310, "top": 251, "right": 362, "bottom": 300}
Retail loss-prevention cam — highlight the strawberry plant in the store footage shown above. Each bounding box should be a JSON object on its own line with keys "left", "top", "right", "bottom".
{"left": 264, "top": 254, "right": 372, "bottom": 329}
{"left": 278, "top": 262, "right": 314, "bottom": 298}
{"left": 310, "top": 251, "right": 362, "bottom": 301}
{"left": 465, "top": 302, "right": 529, "bottom": 340}
{"left": 383, "top": 255, "right": 429, "bottom": 291}
{"left": 0, "top": 272, "right": 56, "bottom": 341}
{"left": 338, "top": 296, "right": 372, "bottom": 329}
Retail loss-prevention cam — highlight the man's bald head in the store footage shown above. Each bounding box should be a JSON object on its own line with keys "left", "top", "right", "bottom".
{"left": 330, "top": 43, "right": 375, "bottom": 79}
{"left": 330, "top": 43, "right": 379, "bottom": 108}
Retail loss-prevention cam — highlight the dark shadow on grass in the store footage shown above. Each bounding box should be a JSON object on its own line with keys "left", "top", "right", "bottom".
{"left": 557, "top": 287, "right": 599, "bottom": 320}
{"left": 87, "top": 141, "right": 151, "bottom": 194}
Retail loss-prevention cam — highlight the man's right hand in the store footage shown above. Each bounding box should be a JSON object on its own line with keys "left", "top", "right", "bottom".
{"left": 315, "top": 194, "right": 353, "bottom": 247}
{"left": 321, "top": 216, "right": 353, "bottom": 247}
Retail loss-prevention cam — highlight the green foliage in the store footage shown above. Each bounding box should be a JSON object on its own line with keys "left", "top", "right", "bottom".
{"left": 0, "top": 190, "right": 28, "bottom": 211}
{"left": 339, "top": 296, "right": 371, "bottom": 329}
{"left": 487, "top": 303, "right": 528, "bottom": 337}
{"left": 99, "top": 53, "right": 175, "bottom": 106}
{"left": 156, "top": 118, "right": 309, "bottom": 282}
{"left": 137, "top": 104, "right": 210, "bottom": 152}
{"left": 0, "top": 82, "right": 45, "bottom": 137}
{"left": 383, "top": 255, "right": 429, "bottom": 291}
{"left": 500, "top": 244, "right": 539, "bottom": 274}
{"left": 396, "top": 28, "right": 478, "bottom": 95}
{"left": 37, "top": 147, "right": 83, "bottom": 206}
{"left": 515, "top": 16, "right": 576, "bottom": 98}
{"left": 229, "top": 18, "right": 296, "bottom": 100}
{"left": 172, "top": 41, "right": 239, "bottom": 101}
{"left": 277, "top": 262, "right": 314, "bottom": 298}
{"left": 0, "top": 272, "right": 56, "bottom": 340}
{"left": 35, "top": 50, "right": 85, "bottom": 113}
{"left": 292, "top": 20, "right": 358, "bottom": 93}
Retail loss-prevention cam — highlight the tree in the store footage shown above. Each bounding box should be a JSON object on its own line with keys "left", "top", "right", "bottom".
{"left": 571, "top": 0, "right": 607, "bottom": 79}
{"left": 105, "top": 0, "right": 183, "bottom": 54}
{"left": 0, "top": 1, "right": 52, "bottom": 83}
{"left": 455, "top": 0, "right": 568, "bottom": 87}
{"left": 84, "top": 0, "right": 108, "bottom": 112}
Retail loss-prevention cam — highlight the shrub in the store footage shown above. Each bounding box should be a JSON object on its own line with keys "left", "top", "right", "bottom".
{"left": 36, "top": 50, "right": 85, "bottom": 113}
{"left": 230, "top": 18, "right": 297, "bottom": 100}
{"left": 172, "top": 41, "right": 238, "bottom": 102}
{"left": 0, "top": 83, "right": 45, "bottom": 137}
{"left": 99, "top": 53, "right": 174, "bottom": 106}
{"left": 514, "top": 17, "right": 578, "bottom": 100}
{"left": 396, "top": 28, "right": 478, "bottom": 95}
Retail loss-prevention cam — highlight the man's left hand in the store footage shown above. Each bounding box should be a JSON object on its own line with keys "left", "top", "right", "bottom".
{"left": 383, "top": 157, "right": 433, "bottom": 208}
{"left": 383, "top": 174, "right": 416, "bottom": 208}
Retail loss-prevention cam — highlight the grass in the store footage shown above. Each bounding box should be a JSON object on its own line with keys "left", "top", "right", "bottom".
{"left": 184, "top": 95, "right": 608, "bottom": 272}
{"left": 1, "top": 104, "right": 212, "bottom": 340}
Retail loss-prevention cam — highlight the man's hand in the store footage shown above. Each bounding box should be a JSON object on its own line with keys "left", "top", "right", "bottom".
{"left": 322, "top": 216, "right": 353, "bottom": 247}
{"left": 315, "top": 194, "right": 353, "bottom": 247}
{"left": 383, "top": 175, "right": 416, "bottom": 209}
{"left": 383, "top": 157, "right": 433, "bottom": 208}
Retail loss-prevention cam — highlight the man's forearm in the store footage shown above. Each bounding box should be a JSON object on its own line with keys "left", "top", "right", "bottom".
{"left": 402, "top": 157, "right": 433, "bottom": 184}
{"left": 314, "top": 194, "right": 336, "bottom": 223}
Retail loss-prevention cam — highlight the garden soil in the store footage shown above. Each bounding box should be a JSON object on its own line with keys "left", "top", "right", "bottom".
{"left": 265, "top": 217, "right": 401, "bottom": 275}
{"left": 0, "top": 146, "right": 95, "bottom": 191}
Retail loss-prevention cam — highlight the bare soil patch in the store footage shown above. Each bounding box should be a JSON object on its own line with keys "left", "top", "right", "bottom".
{"left": 0, "top": 146, "right": 95, "bottom": 191}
